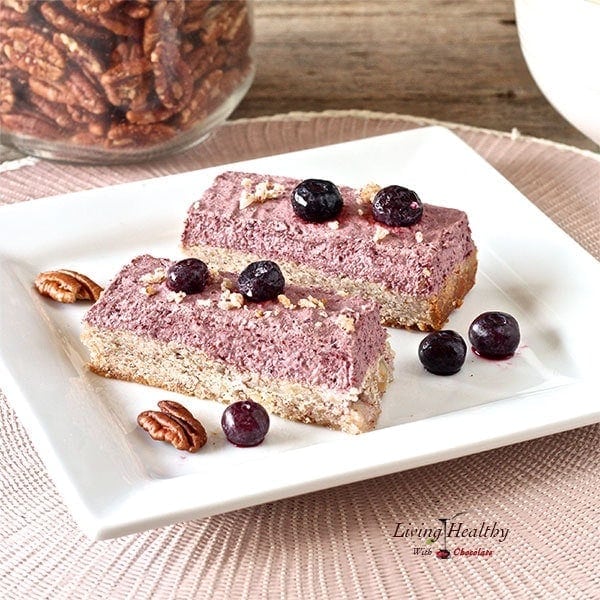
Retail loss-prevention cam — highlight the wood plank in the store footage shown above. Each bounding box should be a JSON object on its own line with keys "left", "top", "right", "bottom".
{"left": 231, "top": 0, "right": 597, "bottom": 150}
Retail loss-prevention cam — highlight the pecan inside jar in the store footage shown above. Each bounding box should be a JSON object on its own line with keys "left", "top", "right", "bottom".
{"left": 0, "top": 0, "right": 254, "bottom": 163}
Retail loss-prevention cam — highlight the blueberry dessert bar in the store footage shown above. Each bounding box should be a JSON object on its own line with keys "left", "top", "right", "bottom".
{"left": 181, "top": 171, "right": 477, "bottom": 330}
{"left": 81, "top": 255, "right": 394, "bottom": 434}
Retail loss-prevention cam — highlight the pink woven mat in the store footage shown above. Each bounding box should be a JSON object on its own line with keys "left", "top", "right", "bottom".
{"left": 1, "top": 111, "right": 599, "bottom": 599}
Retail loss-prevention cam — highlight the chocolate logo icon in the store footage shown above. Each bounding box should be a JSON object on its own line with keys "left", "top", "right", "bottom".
{"left": 436, "top": 512, "right": 468, "bottom": 559}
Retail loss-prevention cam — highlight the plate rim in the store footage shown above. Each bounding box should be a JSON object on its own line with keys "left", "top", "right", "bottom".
{"left": 1, "top": 125, "right": 598, "bottom": 540}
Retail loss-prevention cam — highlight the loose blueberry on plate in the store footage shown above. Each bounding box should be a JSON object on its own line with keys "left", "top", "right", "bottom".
{"left": 166, "top": 258, "right": 209, "bottom": 294}
{"left": 221, "top": 400, "right": 270, "bottom": 447}
{"left": 468, "top": 311, "right": 520, "bottom": 359}
{"left": 238, "top": 260, "right": 285, "bottom": 302}
{"left": 372, "top": 185, "right": 423, "bottom": 227}
{"left": 291, "top": 178, "right": 343, "bottom": 223}
{"left": 418, "top": 330, "right": 467, "bottom": 375}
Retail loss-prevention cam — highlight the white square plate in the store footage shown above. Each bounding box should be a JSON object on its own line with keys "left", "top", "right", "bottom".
{"left": 0, "top": 126, "right": 598, "bottom": 540}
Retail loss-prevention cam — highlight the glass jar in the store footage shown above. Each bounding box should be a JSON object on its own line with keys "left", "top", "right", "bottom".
{"left": 0, "top": 0, "right": 254, "bottom": 163}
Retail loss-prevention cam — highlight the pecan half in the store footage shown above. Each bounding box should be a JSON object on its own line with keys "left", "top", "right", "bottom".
{"left": 61, "top": 0, "right": 107, "bottom": 27}
{"left": 39, "top": 2, "right": 113, "bottom": 43}
{"left": 125, "top": 101, "right": 176, "bottom": 125}
{"left": 150, "top": 40, "right": 192, "bottom": 109}
{"left": 0, "top": 6, "right": 28, "bottom": 25}
{"left": 0, "top": 78, "right": 16, "bottom": 113}
{"left": 3, "top": 27, "right": 66, "bottom": 83}
{"left": 75, "top": 0, "right": 125, "bottom": 15}
{"left": 65, "top": 104, "right": 109, "bottom": 136}
{"left": 69, "top": 131, "right": 104, "bottom": 146}
{"left": 176, "top": 68, "right": 223, "bottom": 127}
{"left": 27, "top": 92, "right": 76, "bottom": 130}
{"left": 67, "top": 69, "right": 110, "bottom": 115}
{"left": 122, "top": 1, "right": 151, "bottom": 20}
{"left": 52, "top": 32, "right": 107, "bottom": 77}
{"left": 137, "top": 400, "right": 207, "bottom": 452}
{"left": 29, "top": 69, "right": 108, "bottom": 116}
{"left": 109, "top": 40, "right": 144, "bottom": 65}
{"left": 0, "top": 112, "right": 63, "bottom": 139}
{"left": 107, "top": 121, "right": 174, "bottom": 146}
{"left": 98, "top": 8, "right": 142, "bottom": 38}
{"left": 34, "top": 269, "right": 103, "bottom": 303}
{"left": 0, "top": 0, "right": 30, "bottom": 14}
{"left": 142, "top": 0, "right": 179, "bottom": 57}
{"left": 184, "top": 41, "right": 226, "bottom": 81}
{"left": 181, "top": 0, "right": 212, "bottom": 34}
{"left": 200, "top": 3, "right": 246, "bottom": 45}
{"left": 100, "top": 57, "right": 152, "bottom": 108}
{"left": 221, "top": 4, "right": 250, "bottom": 43}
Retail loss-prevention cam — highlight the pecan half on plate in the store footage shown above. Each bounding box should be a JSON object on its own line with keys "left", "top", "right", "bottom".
{"left": 34, "top": 269, "right": 103, "bottom": 303}
{"left": 138, "top": 400, "right": 207, "bottom": 452}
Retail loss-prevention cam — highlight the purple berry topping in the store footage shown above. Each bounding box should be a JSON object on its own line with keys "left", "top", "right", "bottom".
{"left": 221, "top": 400, "right": 270, "bottom": 447}
{"left": 291, "top": 179, "right": 343, "bottom": 223}
{"left": 166, "top": 258, "right": 209, "bottom": 294}
{"left": 468, "top": 311, "right": 520, "bottom": 359}
{"left": 418, "top": 330, "right": 467, "bottom": 375}
{"left": 372, "top": 185, "right": 423, "bottom": 227}
{"left": 238, "top": 260, "right": 285, "bottom": 302}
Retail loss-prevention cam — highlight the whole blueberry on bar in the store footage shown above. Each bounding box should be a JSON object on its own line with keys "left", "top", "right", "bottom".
{"left": 238, "top": 260, "right": 285, "bottom": 302}
{"left": 418, "top": 330, "right": 467, "bottom": 375}
{"left": 166, "top": 258, "right": 209, "bottom": 294}
{"left": 469, "top": 311, "right": 520, "bottom": 359}
{"left": 291, "top": 178, "right": 343, "bottom": 222}
{"left": 372, "top": 185, "right": 423, "bottom": 226}
{"left": 221, "top": 400, "right": 270, "bottom": 447}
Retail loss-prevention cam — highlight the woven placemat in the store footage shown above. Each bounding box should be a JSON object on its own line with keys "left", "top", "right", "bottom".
{"left": 1, "top": 111, "right": 599, "bottom": 599}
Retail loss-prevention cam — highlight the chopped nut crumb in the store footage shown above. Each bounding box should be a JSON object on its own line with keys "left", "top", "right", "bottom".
{"left": 277, "top": 294, "right": 296, "bottom": 309}
{"left": 422, "top": 267, "right": 432, "bottom": 277}
{"left": 314, "top": 321, "right": 323, "bottom": 329}
{"left": 192, "top": 201, "right": 200, "bottom": 210}
{"left": 327, "top": 220, "right": 340, "bottom": 230}
{"left": 166, "top": 291, "right": 186, "bottom": 304}
{"left": 357, "top": 208, "right": 365, "bottom": 216}
{"left": 415, "top": 231, "right": 424, "bottom": 243}
{"left": 208, "top": 268, "right": 220, "bottom": 282}
{"left": 373, "top": 225, "right": 391, "bottom": 243}
{"left": 218, "top": 289, "right": 245, "bottom": 310}
{"left": 358, "top": 182, "right": 381, "bottom": 205}
{"left": 196, "top": 298, "right": 213, "bottom": 307}
{"left": 140, "top": 284, "right": 159, "bottom": 296}
{"left": 298, "top": 295, "right": 326, "bottom": 309}
{"left": 336, "top": 314, "right": 356, "bottom": 333}
{"left": 239, "top": 179, "right": 285, "bottom": 209}
{"left": 140, "top": 267, "right": 167, "bottom": 284}
{"left": 336, "top": 289, "right": 349, "bottom": 297}
{"left": 310, "top": 295, "right": 326, "bottom": 308}
{"left": 297, "top": 298, "right": 314, "bottom": 308}
{"left": 220, "top": 277, "right": 234, "bottom": 291}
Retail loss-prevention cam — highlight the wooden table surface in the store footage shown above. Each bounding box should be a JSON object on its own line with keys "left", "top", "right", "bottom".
{"left": 234, "top": 0, "right": 597, "bottom": 151}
